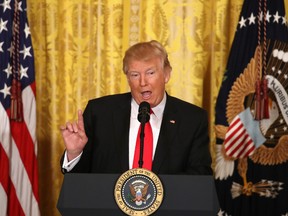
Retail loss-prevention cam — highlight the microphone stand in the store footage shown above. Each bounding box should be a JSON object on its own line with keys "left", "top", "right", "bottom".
{"left": 138, "top": 116, "right": 146, "bottom": 168}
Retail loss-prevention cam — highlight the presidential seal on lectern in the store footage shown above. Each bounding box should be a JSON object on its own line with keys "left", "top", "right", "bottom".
{"left": 114, "top": 168, "right": 164, "bottom": 216}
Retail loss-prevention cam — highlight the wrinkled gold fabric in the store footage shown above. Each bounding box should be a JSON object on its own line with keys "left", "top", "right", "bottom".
{"left": 286, "top": 0, "right": 288, "bottom": 22}
{"left": 26, "top": 0, "right": 243, "bottom": 215}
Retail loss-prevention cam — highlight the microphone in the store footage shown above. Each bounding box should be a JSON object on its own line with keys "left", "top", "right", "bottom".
{"left": 137, "top": 101, "right": 150, "bottom": 123}
{"left": 137, "top": 101, "right": 151, "bottom": 168}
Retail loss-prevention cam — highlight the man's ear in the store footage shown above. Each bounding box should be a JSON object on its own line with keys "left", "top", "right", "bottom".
{"left": 164, "top": 69, "right": 171, "bottom": 83}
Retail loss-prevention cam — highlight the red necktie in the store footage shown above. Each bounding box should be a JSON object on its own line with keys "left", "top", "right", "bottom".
{"left": 132, "top": 121, "right": 153, "bottom": 170}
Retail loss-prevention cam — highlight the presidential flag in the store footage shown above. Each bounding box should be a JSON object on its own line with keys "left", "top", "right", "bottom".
{"left": 0, "top": 0, "right": 40, "bottom": 215}
{"left": 215, "top": 0, "right": 288, "bottom": 215}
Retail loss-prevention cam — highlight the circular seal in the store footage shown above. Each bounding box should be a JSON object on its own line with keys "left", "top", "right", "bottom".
{"left": 114, "top": 168, "right": 164, "bottom": 216}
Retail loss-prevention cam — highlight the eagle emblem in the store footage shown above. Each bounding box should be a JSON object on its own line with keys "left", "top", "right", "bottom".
{"left": 215, "top": 40, "right": 288, "bottom": 198}
{"left": 129, "top": 180, "right": 151, "bottom": 206}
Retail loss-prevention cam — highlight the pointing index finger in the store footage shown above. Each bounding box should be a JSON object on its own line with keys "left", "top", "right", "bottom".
{"left": 77, "top": 109, "right": 85, "bottom": 130}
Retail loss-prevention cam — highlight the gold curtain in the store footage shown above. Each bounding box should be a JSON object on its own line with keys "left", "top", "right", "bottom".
{"left": 26, "top": 0, "right": 243, "bottom": 215}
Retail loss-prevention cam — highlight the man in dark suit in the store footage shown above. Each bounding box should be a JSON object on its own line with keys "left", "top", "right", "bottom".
{"left": 60, "top": 40, "right": 212, "bottom": 175}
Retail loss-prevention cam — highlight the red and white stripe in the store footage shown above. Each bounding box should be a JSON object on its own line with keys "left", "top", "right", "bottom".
{"left": 0, "top": 83, "right": 40, "bottom": 216}
{"left": 224, "top": 117, "right": 256, "bottom": 158}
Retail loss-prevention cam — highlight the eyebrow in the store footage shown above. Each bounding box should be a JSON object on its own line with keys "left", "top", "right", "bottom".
{"left": 128, "top": 66, "right": 157, "bottom": 73}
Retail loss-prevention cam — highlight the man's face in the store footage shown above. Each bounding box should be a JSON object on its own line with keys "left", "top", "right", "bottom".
{"left": 126, "top": 57, "right": 171, "bottom": 108}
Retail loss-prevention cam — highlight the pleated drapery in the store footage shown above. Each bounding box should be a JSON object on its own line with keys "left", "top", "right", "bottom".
{"left": 26, "top": 0, "right": 243, "bottom": 215}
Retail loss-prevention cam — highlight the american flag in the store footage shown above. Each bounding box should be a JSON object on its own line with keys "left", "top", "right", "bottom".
{"left": 0, "top": 0, "right": 40, "bottom": 215}
{"left": 223, "top": 108, "right": 265, "bottom": 159}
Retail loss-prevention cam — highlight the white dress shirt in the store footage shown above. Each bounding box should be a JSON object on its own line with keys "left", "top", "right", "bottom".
{"left": 129, "top": 94, "right": 166, "bottom": 168}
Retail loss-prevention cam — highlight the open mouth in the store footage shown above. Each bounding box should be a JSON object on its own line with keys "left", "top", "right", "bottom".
{"left": 141, "top": 91, "right": 152, "bottom": 100}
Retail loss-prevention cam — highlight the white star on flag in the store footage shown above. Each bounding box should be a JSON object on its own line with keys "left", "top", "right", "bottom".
{"left": 0, "top": 41, "right": 4, "bottom": 52}
{"left": 248, "top": 13, "right": 256, "bottom": 25}
{"left": 20, "top": 45, "right": 32, "bottom": 59}
{"left": 0, "top": 83, "right": 11, "bottom": 99}
{"left": 0, "top": 0, "right": 11, "bottom": 12}
{"left": 24, "top": 23, "right": 30, "bottom": 38}
{"left": 3, "top": 63, "right": 12, "bottom": 78}
{"left": 0, "top": 18, "right": 8, "bottom": 33}
{"left": 20, "top": 65, "right": 29, "bottom": 79}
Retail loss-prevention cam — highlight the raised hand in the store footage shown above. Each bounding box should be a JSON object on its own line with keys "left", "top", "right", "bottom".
{"left": 60, "top": 109, "right": 88, "bottom": 161}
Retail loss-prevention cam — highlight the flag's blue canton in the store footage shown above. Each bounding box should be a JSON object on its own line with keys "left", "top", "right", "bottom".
{"left": 215, "top": 0, "right": 288, "bottom": 128}
{"left": 0, "top": 0, "right": 35, "bottom": 110}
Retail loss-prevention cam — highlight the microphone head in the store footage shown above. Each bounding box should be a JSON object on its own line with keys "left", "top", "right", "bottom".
{"left": 138, "top": 101, "right": 150, "bottom": 123}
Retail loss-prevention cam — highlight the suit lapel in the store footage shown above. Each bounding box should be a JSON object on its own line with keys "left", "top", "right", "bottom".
{"left": 112, "top": 94, "right": 179, "bottom": 173}
{"left": 112, "top": 94, "right": 131, "bottom": 172}
{"left": 152, "top": 96, "right": 178, "bottom": 173}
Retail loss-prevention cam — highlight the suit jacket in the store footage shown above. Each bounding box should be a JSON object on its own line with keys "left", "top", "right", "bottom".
{"left": 64, "top": 93, "right": 212, "bottom": 175}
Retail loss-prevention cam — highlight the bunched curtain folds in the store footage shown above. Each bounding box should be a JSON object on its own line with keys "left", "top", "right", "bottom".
{"left": 26, "top": 0, "right": 243, "bottom": 215}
